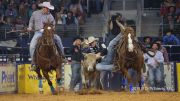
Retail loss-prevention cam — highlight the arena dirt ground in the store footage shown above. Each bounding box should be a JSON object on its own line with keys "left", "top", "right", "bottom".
{"left": 0, "top": 92, "right": 180, "bottom": 101}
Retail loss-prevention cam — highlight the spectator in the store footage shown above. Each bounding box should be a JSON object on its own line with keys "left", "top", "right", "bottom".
{"left": 163, "top": 14, "right": 175, "bottom": 32}
{"left": 142, "top": 36, "right": 153, "bottom": 50}
{"left": 163, "top": 30, "right": 180, "bottom": 45}
{"left": 88, "top": 0, "right": 104, "bottom": 15}
{"left": 5, "top": 4, "right": 17, "bottom": 18}
{"left": 80, "top": 0, "right": 87, "bottom": 13}
{"left": 0, "top": 0, "right": 5, "bottom": 16}
{"left": 65, "top": 11, "right": 78, "bottom": 25}
{"left": 69, "top": 0, "right": 85, "bottom": 25}
{"left": 174, "top": 14, "right": 180, "bottom": 34}
{"left": 0, "top": 17, "right": 14, "bottom": 38}
{"left": 28, "top": 3, "right": 37, "bottom": 20}
{"left": 155, "top": 39, "right": 170, "bottom": 87}
{"left": 14, "top": 16, "right": 26, "bottom": 30}
{"left": 69, "top": 36, "right": 83, "bottom": 91}
{"left": 0, "top": 14, "right": 5, "bottom": 25}
{"left": 9, "top": 0, "right": 17, "bottom": 9}
{"left": 55, "top": 7, "right": 67, "bottom": 25}
{"left": 76, "top": 5, "right": 85, "bottom": 25}
{"left": 18, "top": 2, "right": 28, "bottom": 23}
{"left": 156, "top": 39, "right": 170, "bottom": 63}
{"left": 164, "top": 0, "right": 175, "bottom": 7}
{"left": 168, "top": 6, "right": 176, "bottom": 17}
{"left": 144, "top": 42, "right": 164, "bottom": 88}
{"left": 175, "top": 0, "right": 180, "bottom": 15}
{"left": 160, "top": 0, "right": 175, "bottom": 17}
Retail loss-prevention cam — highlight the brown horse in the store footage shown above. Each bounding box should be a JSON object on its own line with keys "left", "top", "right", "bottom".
{"left": 114, "top": 27, "right": 144, "bottom": 91}
{"left": 34, "top": 22, "right": 63, "bottom": 94}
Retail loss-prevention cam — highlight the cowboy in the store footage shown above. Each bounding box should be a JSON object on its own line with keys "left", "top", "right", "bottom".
{"left": 82, "top": 36, "right": 107, "bottom": 61}
{"left": 27, "top": 2, "right": 64, "bottom": 69}
{"left": 70, "top": 36, "right": 84, "bottom": 91}
{"left": 144, "top": 42, "right": 164, "bottom": 89}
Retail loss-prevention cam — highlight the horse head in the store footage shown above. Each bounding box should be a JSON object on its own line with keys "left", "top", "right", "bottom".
{"left": 124, "top": 27, "right": 135, "bottom": 52}
{"left": 42, "top": 21, "right": 55, "bottom": 45}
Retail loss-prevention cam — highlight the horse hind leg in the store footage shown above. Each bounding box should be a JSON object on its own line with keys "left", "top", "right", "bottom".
{"left": 42, "top": 71, "right": 57, "bottom": 95}
{"left": 35, "top": 67, "right": 43, "bottom": 94}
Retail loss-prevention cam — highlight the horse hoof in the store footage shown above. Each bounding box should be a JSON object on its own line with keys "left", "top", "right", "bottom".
{"left": 52, "top": 91, "right": 58, "bottom": 95}
{"left": 39, "top": 88, "right": 43, "bottom": 94}
{"left": 59, "top": 87, "right": 65, "bottom": 92}
{"left": 39, "top": 91, "right": 44, "bottom": 94}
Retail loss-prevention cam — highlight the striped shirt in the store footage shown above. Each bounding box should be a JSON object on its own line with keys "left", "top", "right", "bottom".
{"left": 144, "top": 50, "right": 164, "bottom": 68}
{"left": 28, "top": 10, "right": 55, "bottom": 31}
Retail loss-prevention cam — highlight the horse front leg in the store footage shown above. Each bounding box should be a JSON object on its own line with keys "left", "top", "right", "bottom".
{"left": 122, "top": 68, "right": 133, "bottom": 92}
{"left": 137, "top": 68, "right": 143, "bottom": 90}
{"left": 35, "top": 67, "right": 43, "bottom": 94}
{"left": 42, "top": 71, "right": 56, "bottom": 95}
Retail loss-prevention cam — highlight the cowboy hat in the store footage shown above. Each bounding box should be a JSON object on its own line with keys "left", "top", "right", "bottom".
{"left": 38, "top": 2, "right": 54, "bottom": 10}
{"left": 88, "top": 36, "right": 99, "bottom": 44}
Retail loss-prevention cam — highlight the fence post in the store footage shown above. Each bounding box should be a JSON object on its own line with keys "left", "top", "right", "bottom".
{"left": 5, "top": 28, "right": 6, "bottom": 39}
{"left": 77, "top": 23, "right": 79, "bottom": 35}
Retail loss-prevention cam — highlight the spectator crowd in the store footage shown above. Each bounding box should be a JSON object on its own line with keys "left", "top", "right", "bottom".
{"left": 160, "top": 0, "right": 180, "bottom": 35}
{"left": 0, "top": 0, "right": 104, "bottom": 39}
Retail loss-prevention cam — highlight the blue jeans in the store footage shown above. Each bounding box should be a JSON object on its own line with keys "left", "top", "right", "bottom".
{"left": 102, "top": 34, "right": 121, "bottom": 65}
{"left": 96, "top": 34, "right": 121, "bottom": 89}
{"left": 148, "top": 66, "right": 162, "bottom": 87}
{"left": 96, "top": 63, "right": 114, "bottom": 71}
{"left": 70, "top": 61, "right": 82, "bottom": 91}
{"left": 159, "top": 63, "right": 165, "bottom": 87}
{"left": 105, "top": 33, "right": 117, "bottom": 46}
{"left": 29, "top": 31, "right": 64, "bottom": 62}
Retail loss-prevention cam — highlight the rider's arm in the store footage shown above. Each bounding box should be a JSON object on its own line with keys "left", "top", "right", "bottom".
{"left": 50, "top": 14, "right": 56, "bottom": 28}
{"left": 28, "top": 12, "right": 35, "bottom": 29}
{"left": 109, "top": 20, "right": 113, "bottom": 30}
{"left": 116, "top": 20, "right": 125, "bottom": 31}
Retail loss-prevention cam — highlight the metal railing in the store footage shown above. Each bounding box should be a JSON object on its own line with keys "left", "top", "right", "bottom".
{"left": 0, "top": 24, "right": 79, "bottom": 40}
{"left": 1, "top": 44, "right": 180, "bottom": 63}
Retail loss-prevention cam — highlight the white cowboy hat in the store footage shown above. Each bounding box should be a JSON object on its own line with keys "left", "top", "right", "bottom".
{"left": 88, "top": 36, "right": 99, "bottom": 44}
{"left": 38, "top": 2, "right": 54, "bottom": 10}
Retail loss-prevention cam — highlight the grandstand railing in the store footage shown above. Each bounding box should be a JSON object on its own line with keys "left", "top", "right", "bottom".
{"left": 1, "top": 45, "right": 180, "bottom": 63}
{"left": 0, "top": 24, "right": 79, "bottom": 40}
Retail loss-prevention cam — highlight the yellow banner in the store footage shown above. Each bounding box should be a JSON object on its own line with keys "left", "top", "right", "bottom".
{"left": 177, "top": 63, "right": 180, "bottom": 92}
{"left": 18, "top": 64, "right": 56, "bottom": 94}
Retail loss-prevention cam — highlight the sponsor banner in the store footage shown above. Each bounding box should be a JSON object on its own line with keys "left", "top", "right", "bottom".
{"left": 18, "top": 64, "right": 56, "bottom": 94}
{"left": 176, "top": 63, "right": 180, "bottom": 92}
{"left": 141, "top": 62, "right": 175, "bottom": 91}
{"left": 0, "top": 63, "right": 16, "bottom": 93}
{"left": 64, "top": 64, "right": 71, "bottom": 90}
{"left": 164, "top": 63, "right": 175, "bottom": 91}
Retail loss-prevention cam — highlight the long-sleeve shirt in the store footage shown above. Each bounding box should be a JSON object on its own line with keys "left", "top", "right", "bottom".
{"left": 28, "top": 10, "right": 55, "bottom": 31}
{"left": 160, "top": 46, "right": 169, "bottom": 63}
{"left": 82, "top": 42, "right": 107, "bottom": 55}
{"left": 70, "top": 45, "right": 84, "bottom": 62}
{"left": 163, "top": 35, "right": 180, "bottom": 45}
{"left": 144, "top": 50, "right": 164, "bottom": 68}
